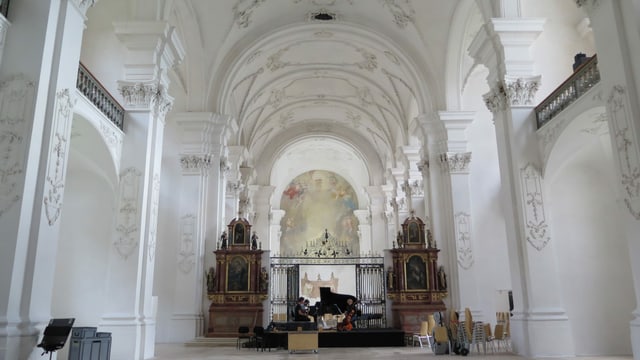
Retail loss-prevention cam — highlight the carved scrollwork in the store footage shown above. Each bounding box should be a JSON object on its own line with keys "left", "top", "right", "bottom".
{"left": 180, "top": 154, "right": 213, "bottom": 171}
{"left": 520, "top": 164, "right": 551, "bottom": 250}
{"left": 454, "top": 212, "right": 473, "bottom": 269}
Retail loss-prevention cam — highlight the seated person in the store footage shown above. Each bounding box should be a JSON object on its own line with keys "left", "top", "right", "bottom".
{"left": 294, "top": 297, "right": 311, "bottom": 321}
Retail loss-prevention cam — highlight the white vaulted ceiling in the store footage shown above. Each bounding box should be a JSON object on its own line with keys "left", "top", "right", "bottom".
{"left": 162, "top": 0, "right": 462, "bottom": 170}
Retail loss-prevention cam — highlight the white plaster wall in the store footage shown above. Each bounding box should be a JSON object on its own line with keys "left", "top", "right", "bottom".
{"left": 52, "top": 142, "right": 115, "bottom": 358}
{"left": 522, "top": 0, "right": 597, "bottom": 103}
{"left": 546, "top": 126, "right": 634, "bottom": 355}
{"left": 461, "top": 65, "right": 512, "bottom": 322}
{"left": 81, "top": 0, "right": 128, "bottom": 99}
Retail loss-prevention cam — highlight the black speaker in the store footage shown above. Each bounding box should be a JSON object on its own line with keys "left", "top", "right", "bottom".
{"left": 37, "top": 318, "right": 75, "bottom": 354}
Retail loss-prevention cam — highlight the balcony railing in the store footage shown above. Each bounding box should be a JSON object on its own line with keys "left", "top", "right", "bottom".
{"left": 0, "top": 0, "right": 9, "bottom": 18}
{"left": 535, "top": 55, "right": 600, "bottom": 129}
{"left": 76, "top": 62, "right": 124, "bottom": 130}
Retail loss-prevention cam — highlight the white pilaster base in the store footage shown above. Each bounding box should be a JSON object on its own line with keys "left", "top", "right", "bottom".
{"left": 0, "top": 321, "right": 48, "bottom": 360}
{"left": 169, "top": 314, "right": 204, "bottom": 342}
{"left": 512, "top": 309, "right": 574, "bottom": 357}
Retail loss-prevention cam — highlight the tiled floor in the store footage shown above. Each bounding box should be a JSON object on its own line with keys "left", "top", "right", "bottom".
{"left": 151, "top": 343, "right": 634, "bottom": 360}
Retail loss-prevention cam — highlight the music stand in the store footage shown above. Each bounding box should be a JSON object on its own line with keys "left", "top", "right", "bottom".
{"left": 37, "top": 318, "right": 75, "bottom": 359}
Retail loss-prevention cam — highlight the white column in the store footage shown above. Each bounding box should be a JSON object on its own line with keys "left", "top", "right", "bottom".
{"left": 470, "top": 17, "right": 574, "bottom": 356}
{"left": 366, "top": 186, "right": 388, "bottom": 254}
{"left": 170, "top": 113, "right": 227, "bottom": 341}
{"left": 251, "top": 185, "right": 275, "bottom": 251}
{"left": 577, "top": 2, "right": 640, "bottom": 357}
{"left": 439, "top": 111, "right": 480, "bottom": 319}
{"left": 270, "top": 210, "right": 285, "bottom": 255}
{"left": 353, "top": 209, "right": 372, "bottom": 255}
{"left": 225, "top": 146, "right": 246, "bottom": 221}
{"left": 100, "top": 20, "right": 183, "bottom": 360}
{"left": 402, "top": 146, "right": 425, "bottom": 220}
{"left": 0, "top": 1, "right": 95, "bottom": 359}
{"left": 420, "top": 115, "right": 458, "bottom": 311}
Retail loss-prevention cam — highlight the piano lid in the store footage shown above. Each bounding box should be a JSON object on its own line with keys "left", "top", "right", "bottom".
{"left": 319, "top": 287, "right": 357, "bottom": 315}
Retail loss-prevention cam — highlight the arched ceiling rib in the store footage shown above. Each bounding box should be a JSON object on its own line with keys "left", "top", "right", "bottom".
{"left": 217, "top": 22, "right": 430, "bottom": 160}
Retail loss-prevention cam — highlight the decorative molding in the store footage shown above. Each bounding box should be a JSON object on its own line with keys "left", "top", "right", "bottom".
{"left": 454, "top": 212, "right": 473, "bottom": 269}
{"left": 293, "top": 0, "right": 353, "bottom": 5}
{"left": 0, "top": 75, "right": 35, "bottom": 218}
{"left": 119, "top": 82, "right": 159, "bottom": 107}
{"left": 180, "top": 154, "right": 213, "bottom": 171}
{"left": 114, "top": 167, "right": 142, "bottom": 259}
{"left": 607, "top": 85, "right": 640, "bottom": 220}
{"left": 99, "top": 121, "right": 123, "bottom": 172}
{"left": 233, "top": 0, "right": 266, "bottom": 29}
{"left": 44, "top": 89, "right": 75, "bottom": 226}
{"left": 483, "top": 83, "right": 509, "bottom": 114}
{"left": 381, "top": 0, "right": 415, "bottom": 29}
{"left": 439, "top": 152, "right": 472, "bottom": 173}
{"left": 520, "top": 164, "right": 551, "bottom": 250}
{"left": 226, "top": 180, "right": 242, "bottom": 195}
{"left": 504, "top": 76, "right": 541, "bottom": 106}
{"left": 118, "top": 82, "right": 173, "bottom": 118}
{"left": 265, "top": 43, "right": 378, "bottom": 72}
{"left": 178, "top": 214, "right": 197, "bottom": 274}
{"left": 576, "top": 0, "right": 600, "bottom": 13}
{"left": 148, "top": 173, "right": 160, "bottom": 263}
{"left": 70, "top": 0, "right": 97, "bottom": 14}
{"left": 484, "top": 76, "right": 540, "bottom": 113}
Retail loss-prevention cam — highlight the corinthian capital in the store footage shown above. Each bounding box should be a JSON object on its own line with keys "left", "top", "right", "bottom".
{"left": 483, "top": 84, "right": 508, "bottom": 114}
{"left": 504, "top": 75, "right": 541, "bottom": 106}
{"left": 180, "top": 154, "right": 213, "bottom": 171}
{"left": 440, "top": 152, "right": 472, "bottom": 173}
{"left": 118, "top": 81, "right": 174, "bottom": 118}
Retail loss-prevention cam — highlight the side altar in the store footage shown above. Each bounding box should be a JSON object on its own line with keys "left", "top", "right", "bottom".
{"left": 386, "top": 214, "right": 448, "bottom": 333}
{"left": 207, "top": 217, "right": 268, "bottom": 337}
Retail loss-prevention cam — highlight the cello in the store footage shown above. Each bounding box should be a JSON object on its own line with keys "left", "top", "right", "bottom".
{"left": 337, "top": 298, "right": 357, "bottom": 331}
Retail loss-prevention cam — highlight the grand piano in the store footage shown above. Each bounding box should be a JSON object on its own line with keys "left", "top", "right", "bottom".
{"left": 319, "top": 287, "right": 384, "bottom": 329}
{"left": 319, "top": 287, "right": 357, "bottom": 316}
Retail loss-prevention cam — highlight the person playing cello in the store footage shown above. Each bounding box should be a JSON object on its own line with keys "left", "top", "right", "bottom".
{"left": 337, "top": 298, "right": 357, "bottom": 331}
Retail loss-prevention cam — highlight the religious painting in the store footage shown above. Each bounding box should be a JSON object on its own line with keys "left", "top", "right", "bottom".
{"left": 299, "top": 264, "right": 356, "bottom": 303}
{"left": 408, "top": 222, "right": 420, "bottom": 243}
{"left": 226, "top": 255, "right": 249, "bottom": 292}
{"left": 279, "top": 170, "right": 360, "bottom": 256}
{"left": 233, "top": 222, "right": 245, "bottom": 245}
{"left": 405, "top": 255, "right": 427, "bottom": 291}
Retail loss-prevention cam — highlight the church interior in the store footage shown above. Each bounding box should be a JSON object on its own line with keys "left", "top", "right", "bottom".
{"left": 1, "top": 0, "right": 640, "bottom": 359}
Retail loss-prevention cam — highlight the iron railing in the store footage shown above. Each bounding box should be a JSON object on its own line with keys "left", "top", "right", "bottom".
{"left": 76, "top": 62, "right": 124, "bottom": 130}
{"left": 0, "top": 0, "right": 9, "bottom": 18}
{"left": 535, "top": 55, "right": 600, "bottom": 129}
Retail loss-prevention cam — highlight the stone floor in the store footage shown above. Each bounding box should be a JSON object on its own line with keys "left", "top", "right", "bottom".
{"left": 151, "top": 343, "right": 634, "bottom": 360}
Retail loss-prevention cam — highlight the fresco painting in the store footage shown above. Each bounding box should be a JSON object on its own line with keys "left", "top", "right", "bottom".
{"left": 280, "top": 170, "right": 359, "bottom": 255}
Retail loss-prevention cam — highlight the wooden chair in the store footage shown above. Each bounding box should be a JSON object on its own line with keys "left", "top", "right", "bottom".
{"left": 433, "top": 326, "right": 452, "bottom": 355}
{"left": 236, "top": 326, "right": 251, "bottom": 350}
{"left": 412, "top": 320, "right": 433, "bottom": 349}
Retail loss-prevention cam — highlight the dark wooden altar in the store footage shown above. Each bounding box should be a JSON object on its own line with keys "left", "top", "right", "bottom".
{"left": 207, "top": 217, "right": 268, "bottom": 337}
{"left": 387, "top": 215, "right": 447, "bottom": 333}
